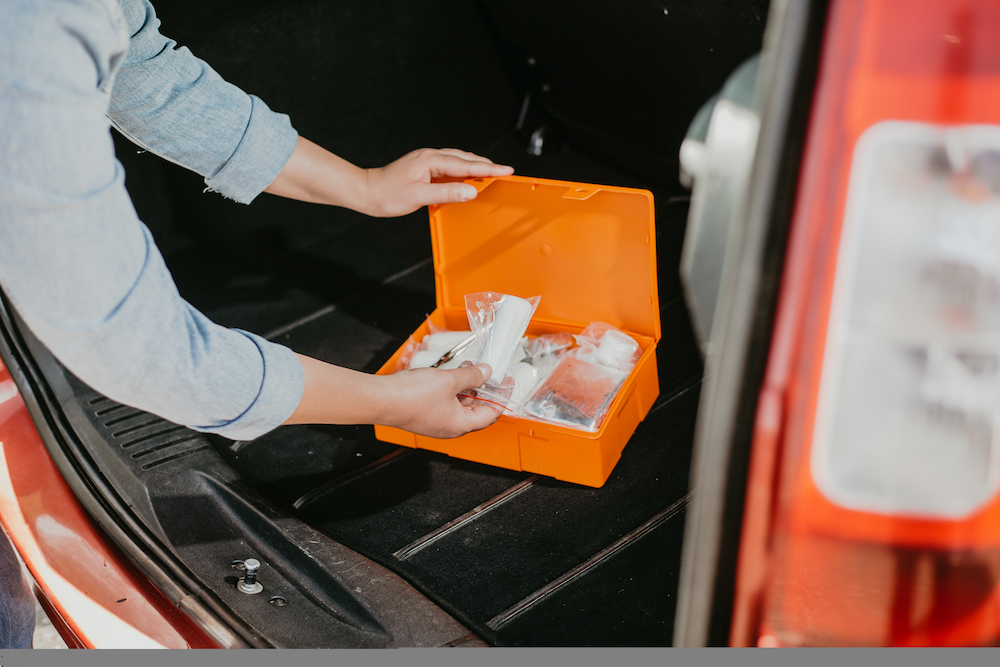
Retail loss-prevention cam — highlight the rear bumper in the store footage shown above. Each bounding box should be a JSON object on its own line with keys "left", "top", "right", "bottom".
{"left": 0, "top": 359, "right": 216, "bottom": 649}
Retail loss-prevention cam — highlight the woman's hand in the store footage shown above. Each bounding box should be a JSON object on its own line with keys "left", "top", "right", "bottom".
{"left": 283, "top": 354, "right": 500, "bottom": 439}
{"left": 361, "top": 148, "right": 514, "bottom": 217}
{"left": 264, "top": 138, "right": 513, "bottom": 216}
{"left": 376, "top": 362, "right": 501, "bottom": 438}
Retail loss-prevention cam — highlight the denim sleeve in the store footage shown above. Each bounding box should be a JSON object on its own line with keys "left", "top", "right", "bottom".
{"left": 109, "top": 0, "right": 299, "bottom": 204}
{"left": 0, "top": 0, "right": 304, "bottom": 440}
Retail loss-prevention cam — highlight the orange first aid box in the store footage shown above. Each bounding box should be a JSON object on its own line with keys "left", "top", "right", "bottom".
{"left": 374, "top": 175, "right": 660, "bottom": 488}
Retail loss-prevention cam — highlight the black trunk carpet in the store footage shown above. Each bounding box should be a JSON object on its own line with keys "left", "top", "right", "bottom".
{"left": 130, "top": 127, "right": 703, "bottom": 643}
{"left": 197, "top": 184, "right": 702, "bottom": 645}
{"left": 113, "top": 0, "right": 718, "bottom": 645}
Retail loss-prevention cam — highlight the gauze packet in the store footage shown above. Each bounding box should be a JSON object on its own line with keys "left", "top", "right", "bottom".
{"left": 519, "top": 322, "right": 641, "bottom": 432}
{"left": 506, "top": 332, "right": 573, "bottom": 411}
{"left": 396, "top": 298, "right": 641, "bottom": 433}
{"left": 461, "top": 292, "right": 540, "bottom": 411}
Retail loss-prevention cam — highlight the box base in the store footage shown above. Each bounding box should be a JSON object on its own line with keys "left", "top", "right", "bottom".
{"left": 375, "top": 311, "right": 659, "bottom": 488}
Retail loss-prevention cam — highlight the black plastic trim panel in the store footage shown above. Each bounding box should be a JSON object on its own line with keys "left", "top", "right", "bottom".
{"left": 0, "top": 294, "right": 482, "bottom": 648}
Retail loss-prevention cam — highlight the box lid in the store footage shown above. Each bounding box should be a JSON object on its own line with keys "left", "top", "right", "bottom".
{"left": 429, "top": 175, "right": 660, "bottom": 341}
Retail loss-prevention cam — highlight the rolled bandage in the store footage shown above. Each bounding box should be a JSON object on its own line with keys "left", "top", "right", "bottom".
{"left": 481, "top": 295, "right": 534, "bottom": 384}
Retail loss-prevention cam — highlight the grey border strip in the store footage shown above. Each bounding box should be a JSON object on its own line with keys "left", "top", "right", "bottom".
{"left": 393, "top": 476, "right": 540, "bottom": 561}
{"left": 487, "top": 491, "right": 693, "bottom": 631}
{"left": 0, "top": 646, "right": 990, "bottom": 666}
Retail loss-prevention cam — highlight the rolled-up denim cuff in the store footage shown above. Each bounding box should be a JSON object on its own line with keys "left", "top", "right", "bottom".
{"left": 196, "top": 332, "right": 304, "bottom": 441}
{"left": 204, "top": 95, "right": 298, "bottom": 205}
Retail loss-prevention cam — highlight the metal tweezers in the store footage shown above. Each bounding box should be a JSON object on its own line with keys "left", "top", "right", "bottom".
{"left": 431, "top": 333, "right": 478, "bottom": 368}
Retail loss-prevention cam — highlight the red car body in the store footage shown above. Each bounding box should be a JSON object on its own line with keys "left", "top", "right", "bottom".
{"left": 4, "top": 0, "right": 1000, "bottom": 649}
{"left": 0, "top": 359, "right": 215, "bottom": 648}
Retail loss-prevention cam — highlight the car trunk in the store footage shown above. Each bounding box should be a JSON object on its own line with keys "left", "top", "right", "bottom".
{"left": 0, "top": 0, "right": 772, "bottom": 647}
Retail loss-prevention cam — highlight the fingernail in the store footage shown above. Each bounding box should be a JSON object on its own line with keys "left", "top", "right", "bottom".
{"left": 460, "top": 185, "right": 477, "bottom": 201}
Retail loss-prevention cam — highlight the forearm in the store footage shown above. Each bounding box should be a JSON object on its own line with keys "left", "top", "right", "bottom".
{"left": 283, "top": 354, "right": 390, "bottom": 426}
{"left": 263, "top": 137, "right": 369, "bottom": 211}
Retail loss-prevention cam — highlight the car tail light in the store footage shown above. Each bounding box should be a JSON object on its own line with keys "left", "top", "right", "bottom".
{"left": 731, "top": 0, "right": 1000, "bottom": 647}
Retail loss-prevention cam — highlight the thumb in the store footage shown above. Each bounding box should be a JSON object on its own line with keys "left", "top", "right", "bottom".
{"left": 451, "top": 363, "right": 492, "bottom": 393}
{"left": 459, "top": 403, "right": 503, "bottom": 432}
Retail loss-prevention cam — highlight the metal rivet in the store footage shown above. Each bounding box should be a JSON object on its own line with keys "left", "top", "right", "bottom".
{"left": 269, "top": 596, "right": 288, "bottom": 607}
{"left": 238, "top": 558, "right": 263, "bottom": 594}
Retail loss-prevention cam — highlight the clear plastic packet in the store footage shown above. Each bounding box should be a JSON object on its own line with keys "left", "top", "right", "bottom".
{"left": 520, "top": 356, "right": 628, "bottom": 432}
{"left": 508, "top": 351, "right": 565, "bottom": 411}
{"left": 460, "top": 292, "right": 540, "bottom": 412}
{"left": 518, "top": 323, "right": 641, "bottom": 431}
{"left": 571, "top": 322, "right": 641, "bottom": 373}
{"left": 523, "top": 331, "right": 574, "bottom": 359}
{"left": 505, "top": 332, "right": 573, "bottom": 410}
{"left": 398, "top": 324, "right": 482, "bottom": 371}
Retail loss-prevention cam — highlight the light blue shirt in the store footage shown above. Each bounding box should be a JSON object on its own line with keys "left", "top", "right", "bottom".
{"left": 0, "top": 0, "right": 305, "bottom": 440}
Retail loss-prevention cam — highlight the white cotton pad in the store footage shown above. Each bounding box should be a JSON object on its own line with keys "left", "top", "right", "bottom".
{"left": 598, "top": 330, "right": 640, "bottom": 371}
{"left": 437, "top": 337, "right": 483, "bottom": 370}
{"left": 482, "top": 295, "right": 534, "bottom": 383}
{"left": 408, "top": 350, "right": 439, "bottom": 369}
{"left": 423, "top": 331, "right": 475, "bottom": 355}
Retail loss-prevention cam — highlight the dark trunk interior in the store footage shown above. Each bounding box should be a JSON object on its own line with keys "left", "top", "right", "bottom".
{"left": 46, "top": 0, "right": 768, "bottom": 646}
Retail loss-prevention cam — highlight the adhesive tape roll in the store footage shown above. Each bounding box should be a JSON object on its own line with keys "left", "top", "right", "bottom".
{"left": 484, "top": 295, "right": 533, "bottom": 383}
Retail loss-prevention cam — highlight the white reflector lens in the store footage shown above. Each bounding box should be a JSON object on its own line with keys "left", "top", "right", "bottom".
{"left": 813, "top": 122, "right": 1000, "bottom": 518}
